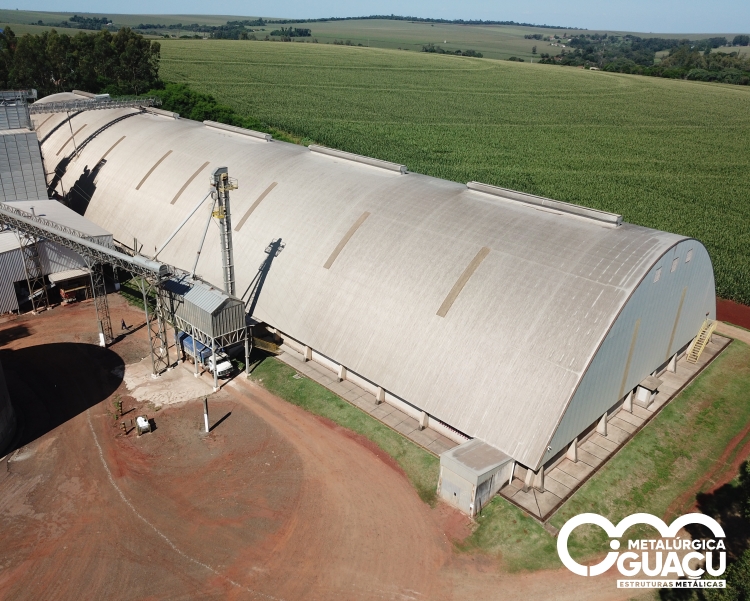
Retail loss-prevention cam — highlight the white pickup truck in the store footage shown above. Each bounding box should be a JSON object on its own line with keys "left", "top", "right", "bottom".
{"left": 207, "top": 354, "right": 233, "bottom": 379}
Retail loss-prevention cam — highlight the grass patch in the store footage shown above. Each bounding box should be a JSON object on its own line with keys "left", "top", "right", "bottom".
{"left": 248, "top": 355, "right": 440, "bottom": 505}
{"left": 118, "top": 277, "right": 157, "bottom": 312}
{"left": 462, "top": 340, "right": 750, "bottom": 571}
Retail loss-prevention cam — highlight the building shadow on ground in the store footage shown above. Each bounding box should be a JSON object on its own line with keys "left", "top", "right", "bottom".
{"left": 1, "top": 342, "right": 124, "bottom": 453}
{"left": 659, "top": 463, "right": 750, "bottom": 600}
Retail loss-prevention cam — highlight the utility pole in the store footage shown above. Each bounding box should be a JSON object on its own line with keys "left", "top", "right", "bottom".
{"left": 203, "top": 397, "right": 210, "bottom": 433}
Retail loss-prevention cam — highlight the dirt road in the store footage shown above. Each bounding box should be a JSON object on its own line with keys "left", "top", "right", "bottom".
{"left": 0, "top": 296, "right": 643, "bottom": 600}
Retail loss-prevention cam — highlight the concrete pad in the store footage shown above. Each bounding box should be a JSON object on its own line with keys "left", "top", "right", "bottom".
{"left": 400, "top": 416, "right": 420, "bottom": 430}
{"left": 310, "top": 363, "right": 332, "bottom": 377}
{"left": 370, "top": 403, "right": 395, "bottom": 418}
{"left": 577, "top": 448, "right": 603, "bottom": 468}
{"left": 536, "top": 490, "right": 563, "bottom": 517}
{"left": 660, "top": 372, "right": 681, "bottom": 385}
{"left": 580, "top": 440, "right": 609, "bottom": 461}
{"left": 419, "top": 428, "right": 439, "bottom": 442}
{"left": 557, "top": 458, "right": 594, "bottom": 480}
{"left": 327, "top": 381, "right": 348, "bottom": 396}
{"left": 507, "top": 488, "right": 543, "bottom": 518}
{"left": 615, "top": 411, "right": 643, "bottom": 427}
{"left": 428, "top": 440, "right": 450, "bottom": 455}
{"left": 277, "top": 353, "right": 300, "bottom": 367}
{"left": 408, "top": 429, "right": 434, "bottom": 448}
{"left": 501, "top": 480, "right": 522, "bottom": 496}
{"left": 608, "top": 415, "right": 637, "bottom": 434}
{"left": 342, "top": 389, "right": 361, "bottom": 402}
{"left": 631, "top": 405, "right": 652, "bottom": 420}
{"left": 542, "top": 474, "right": 572, "bottom": 498}
{"left": 589, "top": 433, "right": 618, "bottom": 453}
{"left": 394, "top": 420, "right": 417, "bottom": 437}
{"left": 351, "top": 397, "right": 374, "bottom": 411}
{"left": 339, "top": 380, "right": 357, "bottom": 392}
{"left": 123, "top": 358, "right": 214, "bottom": 407}
{"left": 382, "top": 412, "right": 405, "bottom": 428}
{"left": 604, "top": 424, "right": 631, "bottom": 445}
{"left": 434, "top": 433, "right": 457, "bottom": 448}
{"left": 658, "top": 386, "right": 679, "bottom": 397}
{"left": 546, "top": 467, "right": 578, "bottom": 489}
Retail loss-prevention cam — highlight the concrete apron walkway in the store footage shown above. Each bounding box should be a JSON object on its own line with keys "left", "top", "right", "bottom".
{"left": 500, "top": 334, "right": 732, "bottom": 522}
{"left": 717, "top": 321, "right": 750, "bottom": 346}
{"left": 276, "top": 345, "right": 458, "bottom": 456}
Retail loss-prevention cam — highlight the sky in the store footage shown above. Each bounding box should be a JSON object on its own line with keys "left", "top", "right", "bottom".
{"left": 8, "top": 0, "right": 750, "bottom": 33}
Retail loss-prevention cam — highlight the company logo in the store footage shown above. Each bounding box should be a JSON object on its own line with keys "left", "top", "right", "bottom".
{"left": 557, "top": 513, "right": 726, "bottom": 589}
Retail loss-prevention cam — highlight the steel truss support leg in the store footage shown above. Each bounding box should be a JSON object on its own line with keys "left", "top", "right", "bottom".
{"left": 245, "top": 327, "right": 251, "bottom": 378}
{"left": 90, "top": 263, "right": 113, "bottom": 347}
{"left": 17, "top": 230, "right": 49, "bottom": 313}
{"left": 139, "top": 278, "right": 170, "bottom": 377}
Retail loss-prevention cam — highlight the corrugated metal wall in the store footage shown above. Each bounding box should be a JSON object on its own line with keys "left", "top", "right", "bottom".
{"left": 212, "top": 300, "right": 245, "bottom": 338}
{"left": 40, "top": 241, "right": 88, "bottom": 274}
{"left": 545, "top": 239, "right": 715, "bottom": 466}
{"left": 0, "top": 241, "right": 90, "bottom": 314}
{"left": 0, "top": 247, "right": 24, "bottom": 313}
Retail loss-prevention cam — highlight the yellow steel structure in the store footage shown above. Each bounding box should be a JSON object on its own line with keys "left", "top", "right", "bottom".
{"left": 686, "top": 319, "right": 717, "bottom": 363}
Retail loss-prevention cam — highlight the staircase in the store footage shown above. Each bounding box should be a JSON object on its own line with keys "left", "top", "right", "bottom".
{"left": 686, "top": 319, "right": 717, "bottom": 364}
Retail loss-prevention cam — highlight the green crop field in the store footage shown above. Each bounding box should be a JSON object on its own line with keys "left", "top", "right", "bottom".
{"left": 161, "top": 40, "right": 750, "bottom": 303}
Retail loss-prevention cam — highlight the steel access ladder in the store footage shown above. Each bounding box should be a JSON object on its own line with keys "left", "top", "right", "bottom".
{"left": 686, "top": 319, "right": 717, "bottom": 364}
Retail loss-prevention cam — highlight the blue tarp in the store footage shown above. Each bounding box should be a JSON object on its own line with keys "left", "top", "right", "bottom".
{"left": 177, "top": 331, "right": 212, "bottom": 362}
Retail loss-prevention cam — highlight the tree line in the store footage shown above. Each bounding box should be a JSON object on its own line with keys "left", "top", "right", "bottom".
{"left": 0, "top": 27, "right": 161, "bottom": 96}
{"left": 421, "top": 43, "right": 483, "bottom": 57}
{"left": 266, "top": 15, "right": 580, "bottom": 29}
{"left": 537, "top": 34, "right": 750, "bottom": 86}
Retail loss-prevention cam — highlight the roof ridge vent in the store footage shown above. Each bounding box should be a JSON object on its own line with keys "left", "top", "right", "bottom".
{"left": 204, "top": 120, "right": 272, "bottom": 141}
{"left": 145, "top": 106, "right": 180, "bottom": 119}
{"left": 466, "top": 181, "right": 622, "bottom": 226}
{"left": 309, "top": 145, "right": 407, "bottom": 174}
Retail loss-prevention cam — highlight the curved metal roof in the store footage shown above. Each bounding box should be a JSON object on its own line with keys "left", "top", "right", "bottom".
{"left": 34, "top": 95, "right": 688, "bottom": 467}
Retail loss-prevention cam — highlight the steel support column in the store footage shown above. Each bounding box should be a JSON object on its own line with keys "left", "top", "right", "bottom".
{"left": 245, "top": 327, "right": 251, "bottom": 377}
{"left": 89, "top": 263, "right": 113, "bottom": 346}
{"left": 17, "top": 230, "right": 49, "bottom": 313}
{"left": 139, "top": 278, "right": 170, "bottom": 376}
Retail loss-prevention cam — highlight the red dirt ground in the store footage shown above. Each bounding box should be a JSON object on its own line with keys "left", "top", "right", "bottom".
{"left": 0, "top": 295, "right": 646, "bottom": 600}
{"left": 665, "top": 421, "right": 750, "bottom": 521}
{"left": 717, "top": 298, "right": 750, "bottom": 330}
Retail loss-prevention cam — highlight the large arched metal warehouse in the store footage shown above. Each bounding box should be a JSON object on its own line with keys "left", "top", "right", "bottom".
{"left": 32, "top": 93, "right": 716, "bottom": 511}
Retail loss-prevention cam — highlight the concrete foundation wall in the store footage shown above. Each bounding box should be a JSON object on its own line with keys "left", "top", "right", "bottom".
{"left": 439, "top": 457, "right": 513, "bottom": 516}
{"left": 438, "top": 466, "right": 473, "bottom": 514}
{"left": 475, "top": 462, "right": 513, "bottom": 512}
